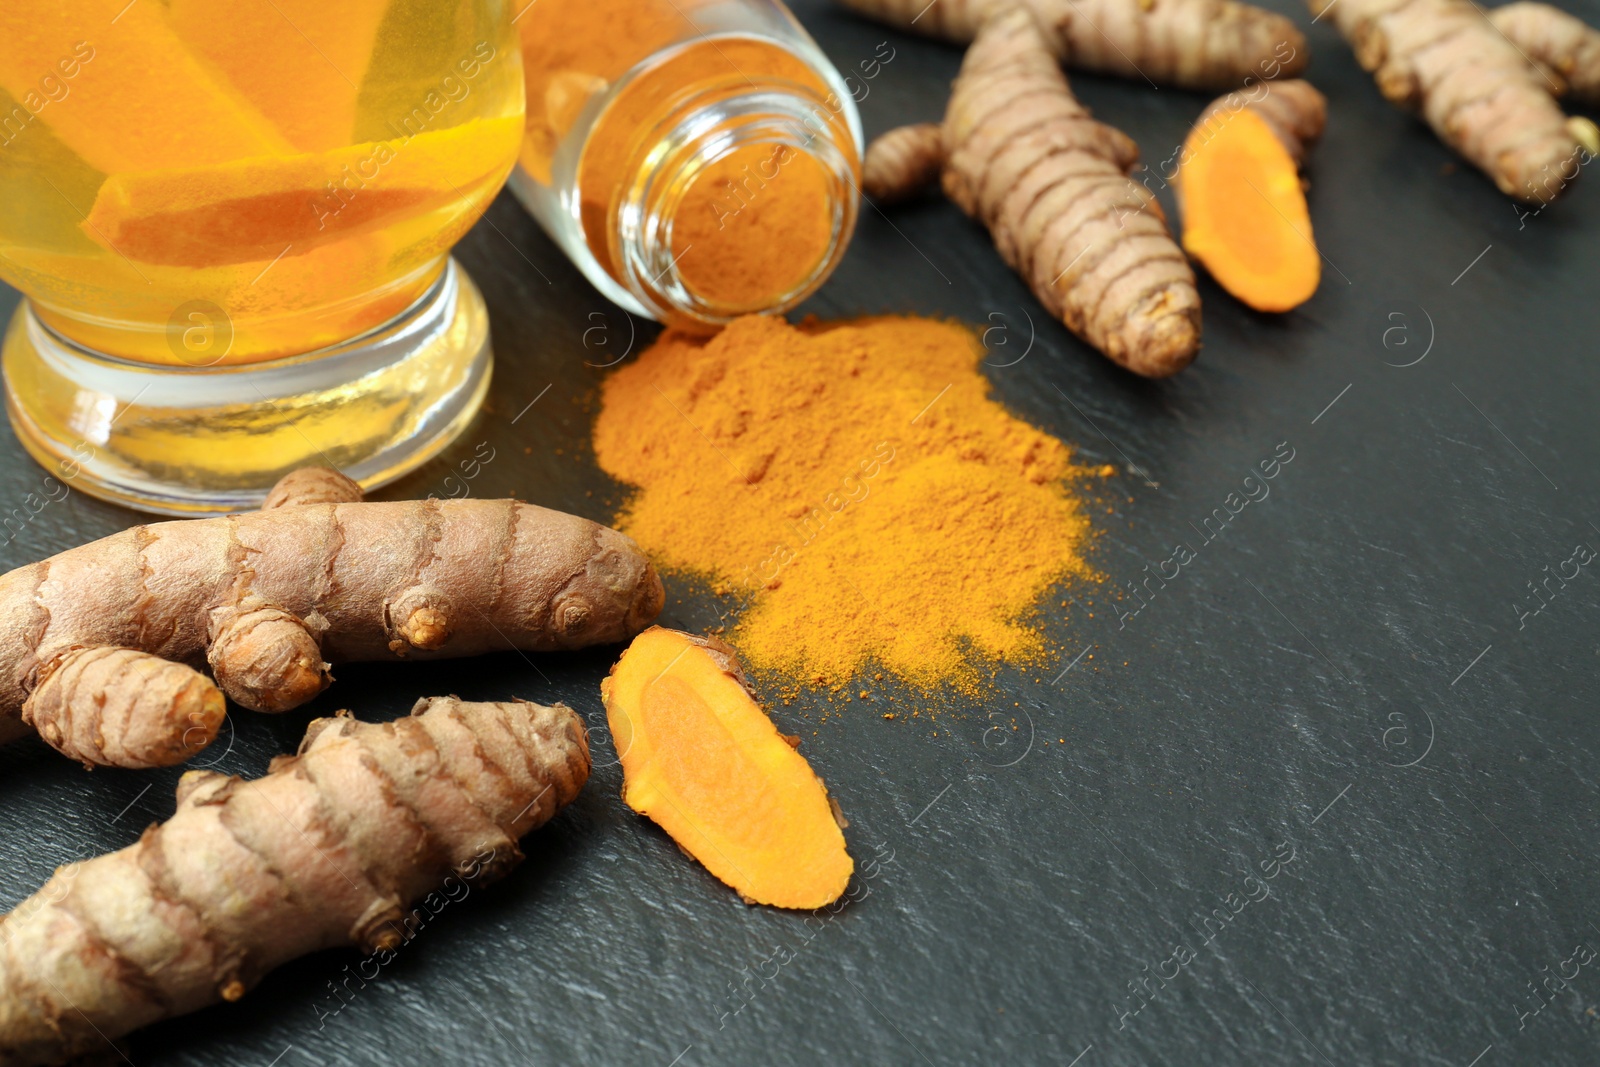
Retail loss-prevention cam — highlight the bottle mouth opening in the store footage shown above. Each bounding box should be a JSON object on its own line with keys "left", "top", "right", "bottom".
{"left": 613, "top": 80, "right": 860, "bottom": 328}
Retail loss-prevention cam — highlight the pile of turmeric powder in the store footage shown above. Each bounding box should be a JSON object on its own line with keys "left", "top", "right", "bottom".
{"left": 593, "top": 315, "right": 1105, "bottom": 694}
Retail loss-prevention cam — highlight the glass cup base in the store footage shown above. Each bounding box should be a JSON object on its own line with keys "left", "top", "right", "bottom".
{"left": 3, "top": 258, "right": 492, "bottom": 516}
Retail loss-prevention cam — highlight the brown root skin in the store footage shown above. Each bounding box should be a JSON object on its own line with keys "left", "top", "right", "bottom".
{"left": 1313, "top": 0, "right": 1583, "bottom": 203}
{"left": 261, "top": 465, "right": 363, "bottom": 508}
{"left": 836, "top": 0, "right": 1306, "bottom": 90}
{"left": 944, "top": 6, "right": 1200, "bottom": 377}
{"left": 1195, "top": 79, "right": 1327, "bottom": 164}
{"left": 0, "top": 491, "right": 663, "bottom": 768}
{"left": 206, "top": 600, "right": 331, "bottom": 713}
{"left": 602, "top": 626, "right": 853, "bottom": 910}
{"left": 0, "top": 697, "right": 589, "bottom": 1067}
{"left": 1489, "top": 2, "right": 1600, "bottom": 107}
{"left": 862, "top": 123, "right": 945, "bottom": 203}
{"left": 21, "top": 647, "right": 225, "bottom": 768}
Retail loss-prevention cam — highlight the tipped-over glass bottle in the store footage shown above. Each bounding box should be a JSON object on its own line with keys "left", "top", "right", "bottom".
{"left": 510, "top": 0, "right": 863, "bottom": 327}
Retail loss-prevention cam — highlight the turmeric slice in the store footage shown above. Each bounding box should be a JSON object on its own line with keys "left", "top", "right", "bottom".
{"left": 1177, "top": 105, "right": 1319, "bottom": 313}
{"left": 1195, "top": 80, "right": 1327, "bottom": 166}
{"left": 602, "top": 627, "right": 853, "bottom": 909}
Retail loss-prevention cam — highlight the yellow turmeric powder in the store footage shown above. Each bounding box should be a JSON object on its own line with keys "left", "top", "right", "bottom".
{"left": 593, "top": 315, "right": 1105, "bottom": 693}
{"left": 670, "top": 144, "right": 839, "bottom": 310}
{"left": 517, "top": 0, "right": 854, "bottom": 317}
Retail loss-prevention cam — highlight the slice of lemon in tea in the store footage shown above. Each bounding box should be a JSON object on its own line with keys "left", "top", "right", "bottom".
{"left": 0, "top": 0, "right": 291, "bottom": 175}
{"left": 82, "top": 115, "right": 523, "bottom": 269}
{"left": 165, "top": 0, "right": 393, "bottom": 152}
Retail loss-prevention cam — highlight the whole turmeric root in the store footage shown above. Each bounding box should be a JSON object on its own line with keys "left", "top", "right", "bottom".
{"left": 1489, "top": 2, "right": 1600, "bottom": 107}
{"left": 0, "top": 696, "right": 589, "bottom": 1067}
{"left": 1312, "top": 0, "right": 1586, "bottom": 202}
{"left": 0, "top": 472, "right": 663, "bottom": 769}
{"left": 602, "top": 627, "right": 853, "bottom": 909}
{"left": 836, "top": 0, "right": 1306, "bottom": 90}
{"left": 944, "top": 6, "right": 1201, "bottom": 377}
{"left": 1178, "top": 81, "right": 1326, "bottom": 312}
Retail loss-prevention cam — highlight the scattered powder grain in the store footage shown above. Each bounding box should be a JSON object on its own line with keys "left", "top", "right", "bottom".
{"left": 592, "top": 315, "right": 1105, "bottom": 693}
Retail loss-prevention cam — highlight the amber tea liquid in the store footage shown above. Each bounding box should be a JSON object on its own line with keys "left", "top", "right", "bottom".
{"left": 0, "top": 0, "right": 525, "bottom": 511}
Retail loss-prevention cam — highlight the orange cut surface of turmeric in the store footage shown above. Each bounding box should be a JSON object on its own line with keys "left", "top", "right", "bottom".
{"left": 602, "top": 627, "right": 853, "bottom": 909}
{"left": 0, "top": 1, "right": 292, "bottom": 175}
{"left": 1178, "top": 108, "right": 1319, "bottom": 313}
{"left": 83, "top": 116, "right": 522, "bottom": 267}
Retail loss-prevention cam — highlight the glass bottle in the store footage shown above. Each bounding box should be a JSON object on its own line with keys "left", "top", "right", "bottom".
{"left": 510, "top": 0, "right": 863, "bottom": 327}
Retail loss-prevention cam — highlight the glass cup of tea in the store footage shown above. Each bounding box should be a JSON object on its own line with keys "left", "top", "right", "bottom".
{"left": 0, "top": 0, "right": 524, "bottom": 513}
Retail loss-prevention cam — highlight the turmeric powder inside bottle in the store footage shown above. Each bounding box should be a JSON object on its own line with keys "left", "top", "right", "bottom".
{"left": 510, "top": 0, "right": 862, "bottom": 328}
{"left": 668, "top": 143, "right": 837, "bottom": 310}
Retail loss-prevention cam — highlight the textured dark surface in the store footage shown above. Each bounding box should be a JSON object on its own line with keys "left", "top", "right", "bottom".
{"left": 4, "top": 0, "right": 1600, "bottom": 1064}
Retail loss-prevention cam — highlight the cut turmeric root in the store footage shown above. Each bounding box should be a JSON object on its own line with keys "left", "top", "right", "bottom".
{"left": 601, "top": 627, "right": 852, "bottom": 909}
{"left": 1177, "top": 90, "right": 1322, "bottom": 314}
{"left": 1195, "top": 80, "right": 1327, "bottom": 166}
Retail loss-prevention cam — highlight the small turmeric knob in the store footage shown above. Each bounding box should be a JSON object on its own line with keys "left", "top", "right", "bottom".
{"left": 554, "top": 594, "right": 592, "bottom": 638}
{"left": 388, "top": 588, "right": 455, "bottom": 652}
{"left": 862, "top": 122, "right": 945, "bottom": 204}
{"left": 399, "top": 606, "right": 451, "bottom": 651}
{"left": 262, "top": 466, "right": 364, "bottom": 509}
{"left": 23, "top": 646, "right": 226, "bottom": 768}
{"left": 208, "top": 603, "right": 331, "bottom": 713}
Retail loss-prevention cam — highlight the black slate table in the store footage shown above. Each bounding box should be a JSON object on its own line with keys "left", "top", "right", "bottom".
{"left": 4, "top": 0, "right": 1600, "bottom": 1063}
